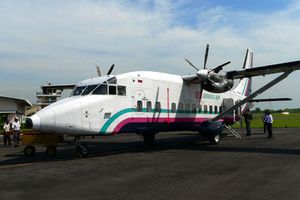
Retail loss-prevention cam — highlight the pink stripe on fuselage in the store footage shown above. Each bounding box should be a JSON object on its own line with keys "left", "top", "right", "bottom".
{"left": 113, "top": 117, "right": 211, "bottom": 133}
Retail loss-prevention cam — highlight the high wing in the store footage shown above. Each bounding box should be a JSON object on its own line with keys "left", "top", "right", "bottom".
{"left": 182, "top": 60, "right": 300, "bottom": 83}
{"left": 226, "top": 60, "right": 300, "bottom": 79}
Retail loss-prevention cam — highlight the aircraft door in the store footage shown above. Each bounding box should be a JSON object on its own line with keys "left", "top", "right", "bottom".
{"left": 133, "top": 90, "right": 146, "bottom": 117}
{"left": 81, "top": 102, "right": 90, "bottom": 130}
{"left": 222, "top": 98, "right": 235, "bottom": 124}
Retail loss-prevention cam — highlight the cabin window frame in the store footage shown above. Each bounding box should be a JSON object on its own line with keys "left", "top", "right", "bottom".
{"left": 155, "top": 101, "right": 161, "bottom": 112}
{"left": 146, "top": 101, "right": 152, "bottom": 112}
{"left": 171, "top": 103, "right": 176, "bottom": 113}
{"left": 137, "top": 100, "right": 143, "bottom": 112}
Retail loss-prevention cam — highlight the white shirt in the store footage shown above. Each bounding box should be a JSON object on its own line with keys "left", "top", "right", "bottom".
{"left": 12, "top": 121, "right": 21, "bottom": 131}
{"left": 265, "top": 114, "right": 273, "bottom": 124}
{"left": 3, "top": 123, "right": 10, "bottom": 132}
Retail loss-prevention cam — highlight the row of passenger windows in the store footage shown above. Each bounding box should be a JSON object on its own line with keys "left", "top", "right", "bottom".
{"left": 136, "top": 100, "right": 222, "bottom": 114}
{"left": 71, "top": 84, "right": 126, "bottom": 96}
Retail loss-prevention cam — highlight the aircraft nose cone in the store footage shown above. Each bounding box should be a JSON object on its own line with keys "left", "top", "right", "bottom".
{"left": 30, "top": 115, "right": 41, "bottom": 130}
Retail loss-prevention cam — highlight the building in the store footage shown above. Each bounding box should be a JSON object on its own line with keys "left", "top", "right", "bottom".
{"left": 0, "top": 95, "right": 32, "bottom": 122}
{"left": 36, "top": 83, "right": 75, "bottom": 108}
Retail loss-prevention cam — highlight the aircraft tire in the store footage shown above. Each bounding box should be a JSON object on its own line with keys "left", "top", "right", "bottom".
{"left": 46, "top": 146, "right": 57, "bottom": 156}
{"left": 24, "top": 145, "right": 36, "bottom": 156}
{"left": 143, "top": 133, "right": 155, "bottom": 145}
{"left": 76, "top": 144, "right": 88, "bottom": 158}
{"left": 208, "top": 134, "right": 220, "bottom": 145}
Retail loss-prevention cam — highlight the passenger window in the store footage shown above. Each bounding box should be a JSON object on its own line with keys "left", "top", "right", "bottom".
{"left": 192, "top": 104, "right": 196, "bottom": 113}
{"left": 185, "top": 104, "right": 190, "bottom": 113}
{"left": 219, "top": 106, "right": 223, "bottom": 113}
{"left": 171, "top": 103, "right": 176, "bottom": 113}
{"left": 146, "top": 101, "right": 152, "bottom": 112}
{"left": 82, "top": 85, "right": 98, "bottom": 95}
{"left": 109, "top": 85, "right": 116, "bottom": 95}
{"left": 155, "top": 102, "right": 161, "bottom": 112}
{"left": 137, "top": 100, "right": 143, "bottom": 112}
{"left": 209, "top": 105, "right": 213, "bottom": 114}
{"left": 178, "top": 103, "right": 183, "bottom": 112}
{"left": 204, "top": 105, "right": 208, "bottom": 114}
{"left": 117, "top": 86, "right": 126, "bottom": 96}
{"left": 214, "top": 106, "right": 218, "bottom": 114}
{"left": 92, "top": 84, "right": 107, "bottom": 95}
{"left": 199, "top": 105, "right": 202, "bottom": 113}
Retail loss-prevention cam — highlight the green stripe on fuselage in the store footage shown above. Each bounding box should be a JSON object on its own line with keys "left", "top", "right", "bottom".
{"left": 99, "top": 108, "right": 220, "bottom": 134}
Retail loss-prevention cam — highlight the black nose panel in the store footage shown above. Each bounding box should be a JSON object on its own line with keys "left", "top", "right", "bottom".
{"left": 25, "top": 118, "right": 33, "bottom": 129}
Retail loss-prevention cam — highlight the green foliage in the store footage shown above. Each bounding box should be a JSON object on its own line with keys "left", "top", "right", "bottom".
{"left": 234, "top": 112, "right": 300, "bottom": 128}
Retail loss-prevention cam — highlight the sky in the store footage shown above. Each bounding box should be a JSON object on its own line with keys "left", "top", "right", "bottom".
{"left": 1, "top": 0, "right": 300, "bottom": 109}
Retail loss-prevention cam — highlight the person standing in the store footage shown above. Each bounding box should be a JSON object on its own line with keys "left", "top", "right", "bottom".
{"left": 242, "top": 108, "right": 253, "bottom": 136}
{"left": 12, "top": 118, "right": 21, "bottom": 147}
{"left": 3, "top": 120, "right": 11, "bottom": 146}
{"left": 262, "top": 110, "right": 267, "bottom": 133}
{"left": 265, "top": 110, "right": 273, "bottom": 138}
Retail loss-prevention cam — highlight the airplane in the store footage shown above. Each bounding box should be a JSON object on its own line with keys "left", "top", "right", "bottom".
{"left": 25, "top": 45, "right": 300, "bottom": 157}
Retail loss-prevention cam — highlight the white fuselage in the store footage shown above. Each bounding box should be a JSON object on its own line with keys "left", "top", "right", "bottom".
{"left": 31, "top": 71, "right": 249, "bottom": 136}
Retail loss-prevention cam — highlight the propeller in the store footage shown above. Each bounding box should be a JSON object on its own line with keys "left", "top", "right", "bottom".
{"left": 96, "top": 63, "right": 101, "bottom": 76}
{"left": 183, "top": 44, "right": 233, "bottom": 93}
{"left": 204, "top": 44, "right": 209, "bottom": 69}
{"left": 106, "top": 64, "right": 115, "bottom": 75}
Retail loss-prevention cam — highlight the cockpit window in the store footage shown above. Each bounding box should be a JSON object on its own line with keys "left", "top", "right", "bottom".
{"left": 107, "top": 77, "right": 117, "bottom": 84}
{"left": 81, "top": 84, "right": 98, "bottom": 95}
{"left": 71, "top": 86, "right": 87, "bottom": 96}
{"left": 92, "top": 84, "right": 108, "bottom": 95}
{"left": 109, "top": 85, "right": 116, "bottom": 95}
{"left": 117, "top": 86, "right": 126, "bottom": 96}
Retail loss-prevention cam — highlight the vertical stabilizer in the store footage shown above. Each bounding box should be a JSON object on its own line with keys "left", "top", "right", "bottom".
{"left": 233, "top": 49, "right": 253, "bottom": 97}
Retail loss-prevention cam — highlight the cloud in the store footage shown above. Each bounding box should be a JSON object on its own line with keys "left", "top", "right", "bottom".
{"left": 0, "top": 0, "right": 300, "bottom": 109}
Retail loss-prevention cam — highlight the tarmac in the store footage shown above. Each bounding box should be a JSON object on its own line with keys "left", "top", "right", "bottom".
{"left": 0, "top": 128, "right": 299, "bottom": 200}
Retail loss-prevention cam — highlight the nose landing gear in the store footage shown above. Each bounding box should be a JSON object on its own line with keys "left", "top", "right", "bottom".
{"left": 74, "top": 137, "right": 88, "bottom": 158}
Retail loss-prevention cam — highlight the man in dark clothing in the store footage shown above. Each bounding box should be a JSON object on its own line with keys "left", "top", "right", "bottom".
{"left": 242, "top": 109, "right": 253, "bottom": 136}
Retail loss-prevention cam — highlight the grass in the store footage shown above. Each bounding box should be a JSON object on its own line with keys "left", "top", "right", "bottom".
{"left": 233, "top": 113, "right": 300, "bottom": 128}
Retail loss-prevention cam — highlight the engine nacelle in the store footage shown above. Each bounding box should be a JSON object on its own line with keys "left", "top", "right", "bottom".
{"left": 202, "top": 78, "right": 234, "bottom": 93}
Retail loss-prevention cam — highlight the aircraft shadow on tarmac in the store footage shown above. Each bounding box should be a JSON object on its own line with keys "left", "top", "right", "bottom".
{"left": 1, "top": 134, "right": 300, "bottom": 166}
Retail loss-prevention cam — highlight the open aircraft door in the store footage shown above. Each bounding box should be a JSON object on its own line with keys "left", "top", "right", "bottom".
{"left": 222, "top": 98, "right": 235, "bottom": 124}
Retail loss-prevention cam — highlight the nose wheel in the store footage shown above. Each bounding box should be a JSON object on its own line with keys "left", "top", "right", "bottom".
{"left": 74, "top": 137, "right": 88, "bottom": 158}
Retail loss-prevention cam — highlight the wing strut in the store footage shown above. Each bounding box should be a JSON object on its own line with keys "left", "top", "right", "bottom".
{"left": 211, "top": 71, "right": 292, "bottom": 121}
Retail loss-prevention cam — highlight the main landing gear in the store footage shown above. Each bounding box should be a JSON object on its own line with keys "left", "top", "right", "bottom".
{"left": 142, "top": 133, "right": 156, "bottom": 145}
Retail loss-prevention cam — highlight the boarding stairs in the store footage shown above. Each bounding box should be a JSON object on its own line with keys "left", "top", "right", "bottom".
{"left": 224, "top": 124, "right": 242, "bottom": 139}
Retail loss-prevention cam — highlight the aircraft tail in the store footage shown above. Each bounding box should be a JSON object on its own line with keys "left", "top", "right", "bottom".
{"left": 233, "top": 49, "right": 253, "bottom": 97}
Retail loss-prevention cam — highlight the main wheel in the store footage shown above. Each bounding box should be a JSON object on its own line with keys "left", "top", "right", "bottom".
{"left": 143, "top": 133, "right": 155, "bottom": 145}
{"left": 24, "top": 145, "right": 36, "bottom": 156}
{"left": 208, "top": 134, "right": 220, "bottom": 145}
{"left": 76, "top": 144, "right": 88, "bottom": 158}
{"left": 46, "top": 146, "right": 57, "bottom": 156}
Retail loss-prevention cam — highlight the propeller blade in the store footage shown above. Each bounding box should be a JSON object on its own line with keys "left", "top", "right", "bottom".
{"left": 106, "top": 64, "right": 115, "bottom": 75}
{"left": 96, "top": 63, "right": 101, "bottom": 76}
{"left": 184, "top": 58, "right": 199, "bottom": 71}
{"left": 212, "top": 61, "right": 231, "bottom": 73}
{"left": 204, "top": 44, "right": 209, "bottom": 69}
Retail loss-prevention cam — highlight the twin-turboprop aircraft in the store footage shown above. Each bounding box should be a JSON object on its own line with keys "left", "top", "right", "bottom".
{"left": 27, "top": 45, "right": 300, "bottom": 156}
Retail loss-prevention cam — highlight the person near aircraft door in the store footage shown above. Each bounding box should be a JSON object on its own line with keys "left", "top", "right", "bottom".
{"left": 264, "top": 110, "right": 273, "bottom": 138}
{"left": 3, "top": 120, "right": 11, "bottom": 146}
{"left": 242, "top": 108, "right": 253, "bottom": 136}
{"left": 12, "top": 117, "right": 21, "bottom": 147}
